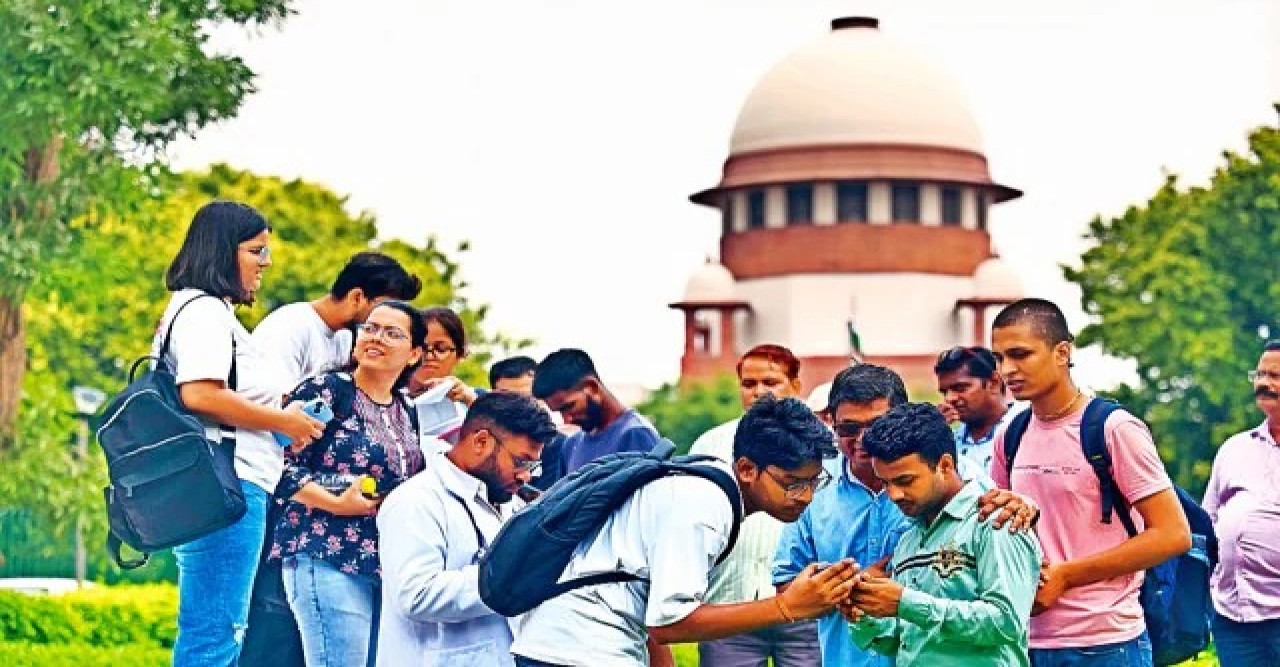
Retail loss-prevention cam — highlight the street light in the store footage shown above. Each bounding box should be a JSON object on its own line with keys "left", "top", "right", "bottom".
{"left": 71, "top": 385, "right": 107, "bottom": 588}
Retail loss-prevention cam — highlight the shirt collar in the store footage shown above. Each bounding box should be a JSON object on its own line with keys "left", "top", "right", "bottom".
{"left": 1252, "top": 421, "right": 1279, "bottom": 447}
{"left": 433, "top": 452, "right": 489, "bottom": 506}
{"left": 934, "top": 479, "right": 984, "bottom": 525}
{"left": 958, "top": 404, "right": 1015, "bottom": 445}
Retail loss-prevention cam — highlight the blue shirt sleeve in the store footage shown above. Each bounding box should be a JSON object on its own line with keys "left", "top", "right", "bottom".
{"left": 772, "top": 508, "right": 817, "bottom": 586}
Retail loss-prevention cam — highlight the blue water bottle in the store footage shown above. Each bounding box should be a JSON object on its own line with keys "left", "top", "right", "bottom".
{"left": 274, "top": 397, "right": 334, "bottom": 447}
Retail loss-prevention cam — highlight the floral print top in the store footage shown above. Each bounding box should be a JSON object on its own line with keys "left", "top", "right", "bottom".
{"left": 270, "top": 372, "right": 424, "bottom": 579}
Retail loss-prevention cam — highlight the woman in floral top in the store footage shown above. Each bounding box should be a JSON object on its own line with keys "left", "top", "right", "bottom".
{"left": 271, "top": 300, "right": 427, "bottom": 667}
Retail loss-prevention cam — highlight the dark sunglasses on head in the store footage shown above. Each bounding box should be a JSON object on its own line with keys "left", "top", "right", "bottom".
{"left": 936, "top": 346, "right": 996, "bottom": 376}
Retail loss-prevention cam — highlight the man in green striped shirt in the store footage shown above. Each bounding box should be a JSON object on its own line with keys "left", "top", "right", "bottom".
{"left": 842, "top": 402, "right": 1041, "bottom": 666}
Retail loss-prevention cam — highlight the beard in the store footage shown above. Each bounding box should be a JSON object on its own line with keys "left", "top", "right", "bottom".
{"left": 474, "top": 449, "right": 514, "bottom": 504}
{"left": 578, "top": 397, "right": 606, "bottom": 433}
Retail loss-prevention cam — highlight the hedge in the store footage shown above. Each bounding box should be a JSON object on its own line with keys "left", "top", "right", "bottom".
{"left": 0, "top": 585, "right": 176, "bottom": 648}
{"left": 0, "top": 642, "right": 170, "bottom": 666}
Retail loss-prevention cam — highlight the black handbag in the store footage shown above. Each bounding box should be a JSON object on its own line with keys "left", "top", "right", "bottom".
{"left": 97, "top": 294, "right": 247, "bottom": 569}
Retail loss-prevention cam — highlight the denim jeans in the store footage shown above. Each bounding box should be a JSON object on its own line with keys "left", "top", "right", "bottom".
{"left": 1030, "top": 631, "right": 1153, "bottom": 667}
{"left": 1212, "top": 613, "right": 1280, "bottom": 666}
{"left": 699, "top": 619, "right": 823, "bottom": 667}
{"left": 283, "top": 553, "right": 380, "bottom": 667}
{"left": 172, "top": 479, "right": 269, "bottom": 667}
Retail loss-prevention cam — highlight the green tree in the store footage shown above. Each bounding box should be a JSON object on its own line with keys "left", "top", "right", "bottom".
{"left": 1064, "top": 115, "right": 1280, "bottom": 494}
{"left": 4, "top": 165, "right": 489, "bottom": 579}
{"left": 635, "top": 375, "right": 743, "bottom": 454}
{"left": 0, "top": 0, "right": 293, "bottom": 442}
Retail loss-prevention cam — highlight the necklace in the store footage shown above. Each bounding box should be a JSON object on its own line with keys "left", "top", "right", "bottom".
{"left": 1038, "top": 389, "right": 1083, "bottom": 421}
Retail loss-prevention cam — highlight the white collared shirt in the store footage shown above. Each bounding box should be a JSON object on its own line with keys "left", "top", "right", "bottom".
{"left": 511, "top": 460, "right": 739, "bottom": 666}
{"left": 376, "top": 453, "right": 521, "bottom": 666}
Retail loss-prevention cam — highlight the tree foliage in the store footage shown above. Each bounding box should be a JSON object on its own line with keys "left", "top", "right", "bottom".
{"left": 0, "top": 0, "right": 294, "bottom": 438}
{"left": 635, "top": 375, "right": 743, "bottom": 454}
{"left": 1065, "top": 117, "right": 1280, "bottom": 494}
{"left": 2, "top": 165, "right": 491, "bottom": 579}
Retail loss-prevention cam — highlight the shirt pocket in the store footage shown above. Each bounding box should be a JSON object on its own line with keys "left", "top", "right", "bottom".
{"left": 423, "top": 640, "right": 508, "bottom": 667}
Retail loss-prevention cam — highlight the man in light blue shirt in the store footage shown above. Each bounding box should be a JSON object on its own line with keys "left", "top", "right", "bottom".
{"left": 774, "top": 364, "right": 1035, "bottom": 667}
{"left": 934, "top": 346, "right": 1015, "bottom": 473}
{"left": 376, "top": 392, "right": 559, "bottom": 666}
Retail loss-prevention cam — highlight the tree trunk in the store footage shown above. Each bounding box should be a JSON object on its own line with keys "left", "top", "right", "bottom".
{"left": 0, "top": 295, "right": 24, "bottom": 448}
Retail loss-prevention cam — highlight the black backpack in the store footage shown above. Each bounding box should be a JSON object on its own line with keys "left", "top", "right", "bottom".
{"left": 97, "top": 294, "right": 247, "bottom": 569}
{"left": 478, "top": 440, "right": 742, "bottom": 617}
{"left": 1003, "top": 398, "right": 1218, "bottom": 666}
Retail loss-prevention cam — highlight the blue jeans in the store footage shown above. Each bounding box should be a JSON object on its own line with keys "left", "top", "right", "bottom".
{"left": 1030, "top": 631, "right": 1153, "bottom": 667}
{"left": 1212, "top": 613, "right": 1280, "bottom": 667}
{"left": 283, "top": 553, "right": 380, "bottom": 667}
{"left": 172, "top": 479, "right": 269, "bottom": 667}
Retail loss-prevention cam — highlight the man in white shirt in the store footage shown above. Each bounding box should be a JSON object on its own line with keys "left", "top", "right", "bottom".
{"left": 240, "top": 251, "right": 421, "bottom": 667}
{"left": 510, "top": 396, "right": 859, "bottom": 667}
{"left": 688, "top": 344, "right": 822, "bottom": 666}
{"left": 377, "top": 392, "right": 559, "bottom": 666}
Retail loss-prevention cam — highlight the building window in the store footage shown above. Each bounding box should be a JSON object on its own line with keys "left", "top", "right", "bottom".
{"left": 747, "top": 189, "right": 766, "bottom": 229}
{"left": 721, "top": 197, "right": 735, "bottom": 235}
{"left": 975, "top": 191, "right": 988, "bottom": 231}
{"left": 786, "top": 184, "right": 813, "bottom": 225}
{"left": 836, "top": 181, "right": 868, "bottom": 223}
{"left": 891, "top": 183, "right": 920, "bottom": 222}
{"left": 941, "top": 187, "right": 963, "bottom": 226}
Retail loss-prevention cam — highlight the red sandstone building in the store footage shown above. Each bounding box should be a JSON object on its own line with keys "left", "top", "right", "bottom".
{"left": 672, "top": 16, "right": 1025, "bottom": 391}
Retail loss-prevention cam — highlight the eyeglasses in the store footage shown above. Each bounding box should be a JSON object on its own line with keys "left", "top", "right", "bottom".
{"left": 244, "top": 245, "right": 271, "bottom": 264}
{"left": 764, "top": 467, "right": 832, "bottom": 500}
{"left": 357, "top": 322, "right": 410, "bottom": 343}
{"left": 425, "top": 344, "right": 457, "bottom": 358}
{"left": 834, "top": 417, "right": 881, "bottom": 440}
{"left": 489, "top": 431, "right": 542, "bottom": 475}
{"left": 1248, "top": 370, "right": 1280, "bottom": 383}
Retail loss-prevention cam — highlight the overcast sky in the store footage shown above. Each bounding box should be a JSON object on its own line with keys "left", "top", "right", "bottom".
{"left": 170, "top": 0, "right": 1280, "bottom": 391}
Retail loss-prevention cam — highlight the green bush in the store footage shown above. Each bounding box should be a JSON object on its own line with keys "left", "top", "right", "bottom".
{"left": 0, "top": 585, "right": 176, "bottom": 648}
{"left": 0, "top": 641, "right": 170, "bottom": 666}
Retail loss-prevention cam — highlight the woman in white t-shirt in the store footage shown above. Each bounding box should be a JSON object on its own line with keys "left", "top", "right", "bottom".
{"left": 157, "top": 200, "right": 326, "bottom": 667}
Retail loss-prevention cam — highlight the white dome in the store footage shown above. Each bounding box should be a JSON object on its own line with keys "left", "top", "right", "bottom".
{"left": 730, "top": 18, "right": 985, "bottom": 156}
{"left": 681, "top": 261, "right": 738, "bottom": 304}
{"left": 806, "top": 381, "right": 833, "bottom": 413}
{"left": 972, "top": 256, "right": 1023, "bottom": 300}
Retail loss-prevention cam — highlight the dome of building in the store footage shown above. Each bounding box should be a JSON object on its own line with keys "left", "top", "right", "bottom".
{"left": 729, "top": 17, "right": 985, "bottom": 156}
{"left": 972, "top": 256, "right": 1023, "bottom": 300}
{"left": 680, "top": 260, "right": 738, "bottom": 304}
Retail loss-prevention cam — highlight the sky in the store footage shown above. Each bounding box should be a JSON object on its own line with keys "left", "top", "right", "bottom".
{"left": 169, "top": 0, "right": 1280, "bottom": 392}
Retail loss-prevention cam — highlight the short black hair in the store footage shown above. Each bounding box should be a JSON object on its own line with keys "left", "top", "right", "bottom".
{"left": 489, "top": 355, "right": 537, "bottom": 388}
{"left": 992, "top": 298, "right": 1074, "bottom": 346}
{"left": 861, "top": 402, "right": 957, "bottom": 469}
{"left": 422, "top": 306, "right": 468, "bottom": 354}
{"left": 166, "top": 200, "right": 271, "bottom": 304}
{"left": 331, "top": 252, "right": 422, "bottom": 301}
{"left": 827, "top": 364, "right": 908, "bottom": 415}
{"left": 532, "top": 349, "right": 599, "bottom": 399}
{"left": 733, "top": 395, "right": 837, "bottom": 470}
{"left": 934, "top": 346, "right": 999, "bottom": 381}
{"left": 1265, "top": 339, "right": 1280, "bottom": 352}
{"left": 461, "top": 391, "right": 559, "bottom": 446}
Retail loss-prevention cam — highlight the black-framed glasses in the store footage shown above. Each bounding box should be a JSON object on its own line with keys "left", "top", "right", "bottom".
{"left": 357, "top": 322, "right": 410, "bottom": 343}
{"left": 1248, "top": 370, "right": 1280, "bottom": 383}
{"left": 764, "top": 467, "right": 832, "bottom": 500}
{"left": 424, "top": 344, "right": 457, "bottom": 358}
{"left": 834, "top": 417, "right": 881, "bottom": 440}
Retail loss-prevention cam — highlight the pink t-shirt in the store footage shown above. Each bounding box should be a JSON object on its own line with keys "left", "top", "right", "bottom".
{"left": 992, "top": 407, "right": 1172, "bottom": 649}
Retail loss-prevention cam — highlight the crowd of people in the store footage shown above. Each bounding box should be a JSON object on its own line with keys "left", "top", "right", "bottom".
{"left": 152, "top": 200, "right": 1277, "bottom": 666}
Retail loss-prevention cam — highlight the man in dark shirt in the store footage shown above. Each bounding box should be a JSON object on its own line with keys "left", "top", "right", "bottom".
{"left": 532, "top": 348, "right": 661, "bottom": 487}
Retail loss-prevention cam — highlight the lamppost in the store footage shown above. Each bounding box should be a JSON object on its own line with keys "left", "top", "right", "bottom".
{"left": 71, "top": 385, "right": 107, "bottom": 587}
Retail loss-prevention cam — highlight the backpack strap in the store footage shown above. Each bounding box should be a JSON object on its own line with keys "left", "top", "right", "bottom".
{"left": 538, "top": 463, "right": 745, "bottom": 597}
{"left": 1079, "top": 398, "right": 1138, "bottom": 536}
{"left": 107, "top": 531, "right": 149, "bottom": 570}
{"left": 157, "top": 292, "right": 238, "bottom": 434}
{"left": 1002, "top": 408, "right": 1033, "bottom": 480}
